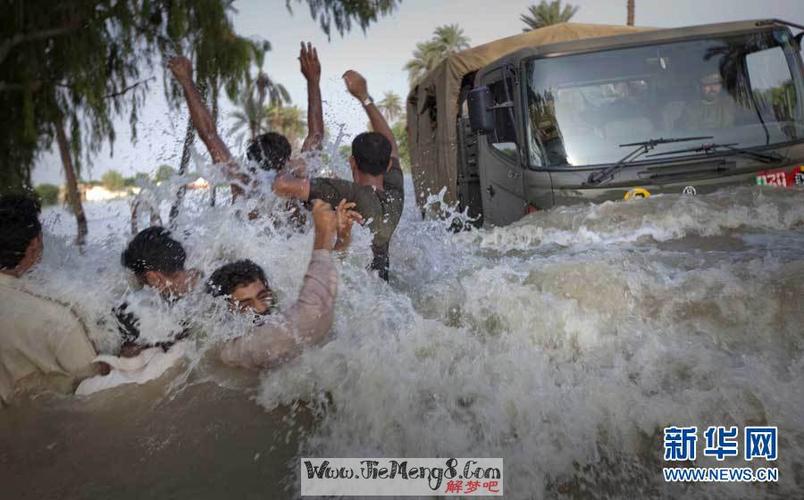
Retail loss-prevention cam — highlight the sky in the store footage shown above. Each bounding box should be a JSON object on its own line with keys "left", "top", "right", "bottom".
{"left": 31, "top": 0, "right": 804, "bottom": 185}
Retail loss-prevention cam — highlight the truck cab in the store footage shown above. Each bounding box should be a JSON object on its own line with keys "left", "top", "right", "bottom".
{"left": 407, "top": 20, "right": 804, "bottom": 227}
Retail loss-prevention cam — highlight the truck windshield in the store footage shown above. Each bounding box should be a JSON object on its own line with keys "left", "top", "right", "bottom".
{"left": 526, "top": 29, "right": 804, "bottom": 168}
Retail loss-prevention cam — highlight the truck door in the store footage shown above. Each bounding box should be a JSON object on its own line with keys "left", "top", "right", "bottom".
{"left": 478, "top": 69, "right": 527, "bottom": 226}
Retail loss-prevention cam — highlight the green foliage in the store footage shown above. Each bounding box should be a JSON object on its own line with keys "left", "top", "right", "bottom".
{"left": 521, "top": 1, "right": 579, "bottom": 31}
{"left": 34, "top": 183, "right": 60, "bottom": 205}
{"left": 405, "top": 24, "right": 470, "bottom": 85}
{"left": 123, "top": 171, "right": 149, "bottom": 187}
{"left": 101, "top": 170, "right": 126, "bottom": 191}
{"left": 378, "top": 92, "right": 403, "bottom": 123}
{"left": 286, "top": 0, "right": 401, "bottom": 39}
{"left": 391, "top": 120, "right": 410, "bottom": 170}
{"left": 265, "top": 105, "right": 307, "bottom": 146}
{"left": 155, "top": 164, "right": 177, "bottom": 183}
{"left": 1, "top": 0, "right": 251, "bottom": 194}
{"left": 2, "top": 0, "right": 401, "bottom": 194}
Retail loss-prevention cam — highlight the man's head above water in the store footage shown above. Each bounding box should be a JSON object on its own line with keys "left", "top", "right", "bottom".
{"left": 0, "top": 194, "right": 43, "bottom": 277}
{"left": 246, "top": 132, "right": 292, "bottom": 172}
{"left": 121, "top": 226, "right": 197, "bottom": 297}
{"left": 206, "top": 259, "right": 276, "bottom": 315}
{"left": 349, "top": 131, "right": 392, "bottom": 182}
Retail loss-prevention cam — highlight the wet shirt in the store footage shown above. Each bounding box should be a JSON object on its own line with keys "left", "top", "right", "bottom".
{"left": 677, "top": 96, "right": 738, "bottom": 130}
{"left": 308, "top": 158, "right": 404, "bottom": 280}
{"left": 219, "top": 249, "right": 337, "bottom": 369}
{"left": 0, "top": 273, "right": 97, "bottom": 403}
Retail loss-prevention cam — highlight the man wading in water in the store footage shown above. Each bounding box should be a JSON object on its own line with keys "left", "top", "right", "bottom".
{"left": 272, "top": 70, "right": 404, "bottom": 281}
{"left": 119, "top": 200, "right": 352, "bottom": 370}
{"left": 0, "top": 195, "right": 101, "bottom": 403}
{"left": 168, "top": 42, "right": 326, "bottom": 224}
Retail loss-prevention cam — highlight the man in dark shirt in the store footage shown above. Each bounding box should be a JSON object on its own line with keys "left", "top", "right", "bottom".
{"left": 273, "top": 70, "right": 404, "bottom": 281}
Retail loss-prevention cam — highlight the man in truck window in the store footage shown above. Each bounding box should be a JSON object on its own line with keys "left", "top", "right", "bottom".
{"left": 676, "top": 72, "right": 741, "bottom": 131}
{"left": 272, "top": 70, "right": 404, "bottom": 282}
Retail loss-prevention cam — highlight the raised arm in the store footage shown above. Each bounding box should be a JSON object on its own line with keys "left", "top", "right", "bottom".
{"left": 168, "top": 57, "right": 247, "bottom": 196}
{"left": 168, "top": 57, "right": 232, "bottom": 165}
{"left": 343, "top": 70, "right": 399, "bottom": 159}
{"left": 299, "top": 42, "right": 324, "bottom": 153}
{"left": 219, "top": 201, "right": 338, "bottom": 369}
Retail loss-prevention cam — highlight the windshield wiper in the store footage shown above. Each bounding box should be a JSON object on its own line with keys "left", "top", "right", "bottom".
{"left": 586, "top": 136, "right": 713, "bottom": 186}
{"left": 645, "top": 142, "right": 785, "bottom": 164}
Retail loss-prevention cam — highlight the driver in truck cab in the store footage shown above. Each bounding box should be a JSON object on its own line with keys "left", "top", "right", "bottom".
{"left": 676, "top": 71, "right": 743, "bottom": 131}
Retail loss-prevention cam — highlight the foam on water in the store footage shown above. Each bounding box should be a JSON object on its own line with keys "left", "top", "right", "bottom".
{"left": 22, "top": 159, "right": 804, "bottom": 497}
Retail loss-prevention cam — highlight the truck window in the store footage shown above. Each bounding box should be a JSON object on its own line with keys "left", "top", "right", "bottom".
{"left": 487, "top": 79, "right": 519, "bottom": 162}
{"left": 525, "top": 29, "right": 804, "bottom": 168}
{"left": 745, "top": 46, "right": 798, "bottom": 124}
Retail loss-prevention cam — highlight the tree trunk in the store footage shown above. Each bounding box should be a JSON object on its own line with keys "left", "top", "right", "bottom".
{"left": 627, "top": 0, "right": 635, "bottom": 26}
{"left": 255, "top": 72, "right": 268, "bottom": 140}
{"left": 168, "top": 116, "right": 195, "bottom": 227}
{"left": 54, "top": 117, "right": 88, "bottom": 246}
{"left": 209, "top": 84, "right": 219, "bottom": 207}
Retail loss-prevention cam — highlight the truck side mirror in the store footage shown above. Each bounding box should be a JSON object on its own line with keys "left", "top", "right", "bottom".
{"left": 468, "top": 86, "right": 494, "bottom": 134}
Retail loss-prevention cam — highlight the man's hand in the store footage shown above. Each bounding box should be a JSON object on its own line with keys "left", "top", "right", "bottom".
{"left": 299, "top": 41, "right": 321, "bottom": 83}
{"left": 334, "top": 199, "right": 363, "bottom": 251}
{"left": 168, "top": 56, "right": 193, "bottom": 82}
{"left": 342, "top": 70, "right": 369, "bottom": 102}
{"left": 311, "top": 200, "right": 338, "bottom": 251}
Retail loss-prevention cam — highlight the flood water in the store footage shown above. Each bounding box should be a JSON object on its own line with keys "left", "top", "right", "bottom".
{"left": 1, "top": 176, "right": 802, "bottom": 499}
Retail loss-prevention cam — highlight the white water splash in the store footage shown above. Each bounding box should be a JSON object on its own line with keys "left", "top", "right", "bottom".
{"left": 24, "top": 155, "right": 804, "bottom": 498}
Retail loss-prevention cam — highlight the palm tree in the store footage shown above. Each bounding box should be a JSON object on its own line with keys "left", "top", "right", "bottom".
{"left": 433, "top": 24, "right": 470, "bottom": 54}
{"left": 404, "top": 24, "right": 470, "bottom": 85}
{"left": 265, "top": 105, "right": 307, "bottom": 147}
{"left": 520, "top": 1, "right": 579, "bottom": 32}
{"left": 404, "top": 40, "right": 443, "bottom": 85}
{"left": 378, "top": 92, "right": 403, "bottom": 123}
{"left": 229, "top": 41, "right": 291, "bottom": 142}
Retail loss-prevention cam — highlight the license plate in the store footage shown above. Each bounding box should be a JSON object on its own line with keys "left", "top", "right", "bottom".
{"left": 755, "top": 166, "right": 804, "bottom": 187}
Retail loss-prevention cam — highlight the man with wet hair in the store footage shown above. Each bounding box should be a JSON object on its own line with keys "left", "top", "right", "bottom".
{"left": 121, "top": 226, "right": 200, "bottom": 299}
{"left": 206, "top": 259, "right": 277, "bottom": 316}
{"left": 205, "top": 197, "right": 359, "bottom": 320}
{"left": 211, "top": 200, "right": 344, "bottom": 369}
{"left": 0, "top": 194, "right": 98, "bottom": 403}
{"left": 168, "top": 42, "right": 324, "bottom": 197}
{"left": 273, "top": 70, "right": 404, "bottom": 281}
{"left": 247, "top": 132, "right": 293, "bottom": 173}
{"left": 116, "top": 226, "right": 200, "bottom": 355}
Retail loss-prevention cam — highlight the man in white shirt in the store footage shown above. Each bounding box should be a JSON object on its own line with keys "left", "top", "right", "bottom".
{"left": 0, "top": 195, "right": 98, "bottom": 404}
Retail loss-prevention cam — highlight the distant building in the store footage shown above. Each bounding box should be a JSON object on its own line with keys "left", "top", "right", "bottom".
{"left": 59, "top": 184, "right": 140, "bottom": 203}
{"left": 187, "top": 177, "right": 210, "bottom": 190}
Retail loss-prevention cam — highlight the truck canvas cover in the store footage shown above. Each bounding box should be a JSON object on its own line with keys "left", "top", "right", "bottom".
{"left": 406, "top": 22, "right": 653, "bottom": 208}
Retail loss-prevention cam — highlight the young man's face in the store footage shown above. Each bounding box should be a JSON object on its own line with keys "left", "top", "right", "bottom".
{"left": 229, "top": 280, "right": 275, "bottom": 316}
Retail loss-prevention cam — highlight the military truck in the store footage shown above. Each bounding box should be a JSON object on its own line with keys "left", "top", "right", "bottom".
{"left": 406, "top": 20, "right": 804, "bottom": 227}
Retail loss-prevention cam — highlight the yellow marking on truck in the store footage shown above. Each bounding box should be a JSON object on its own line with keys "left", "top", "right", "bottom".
{"left": 624, "top": 188, "right": 651, "bottom": 200}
